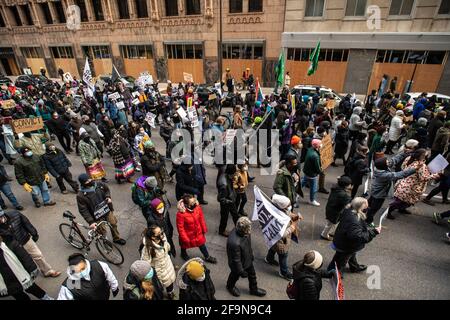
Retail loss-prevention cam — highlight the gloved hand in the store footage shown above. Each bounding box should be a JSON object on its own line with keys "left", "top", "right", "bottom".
{"left": 23, "top": 183, "right": 33, "bottom": 193}
{"left": 240, "top": 271, "right": 248, "bottom": 278}
{"left": 32, "top": 234, "right": 39, "bottom": 242}
{"left": 112, "top": 288, "right": 119, "bottom": 297}
{"left": 44, "top": 174, "right": 50, "bottom": 182}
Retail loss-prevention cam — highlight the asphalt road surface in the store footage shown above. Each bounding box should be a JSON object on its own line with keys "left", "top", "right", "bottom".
{"left": 1, "top": 124, "right": 449, "bottom": 300}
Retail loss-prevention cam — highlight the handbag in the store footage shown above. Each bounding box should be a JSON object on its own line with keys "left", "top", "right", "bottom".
{"left": 286, "top": 280, "right": 297, "bottom": 299}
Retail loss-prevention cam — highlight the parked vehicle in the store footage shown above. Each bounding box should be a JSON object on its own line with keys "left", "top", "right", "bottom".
{"left": 14, "top": 74, "right": 54, "bottom": 90}
{"left": 0, "top": 75, "right": 13, "bottom": 86}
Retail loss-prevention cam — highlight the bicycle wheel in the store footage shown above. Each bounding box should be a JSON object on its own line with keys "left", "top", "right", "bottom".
{"left": 59, "top": 223, "right": 84, "bottom": 249}
{"left": 95, "top": 237, "right": 124, "bottom": 265}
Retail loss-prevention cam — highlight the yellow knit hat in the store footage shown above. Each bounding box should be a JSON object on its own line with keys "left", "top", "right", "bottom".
{"left": 186, "top": 261, "right": 205, "bottom": 280}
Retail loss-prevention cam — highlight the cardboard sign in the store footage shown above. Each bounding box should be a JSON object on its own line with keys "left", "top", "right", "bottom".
{"left": 63, "top": 72, "right": 74, "bottom": 83}
{"left": 209, "top": 93, "right": 217, "bottom": 100}
{"left": 116, "top": 101, "right": 125, "bottom": 110}
{"left": 0, "top": 99, "right": 16, "bottom": 109}
{"left": 12, "top": 117, "right": 44, "bottom": 133}
{"left": 108, "top": 92, "right": 120, "bottom": 101}
{"left": 183, "top": 72, "right": 193, "bottom": 83}
{"left": 320, "top": 134, "right": 334, "bottom": 170}
{"left": 132, "top": 98, "right": 140, "bottom": 106}
{"left": 96, "top": 78, "right": 107, "bottom": 91}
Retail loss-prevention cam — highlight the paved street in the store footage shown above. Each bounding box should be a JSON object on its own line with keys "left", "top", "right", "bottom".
{"left": 0, "top": 125, "right": 449, "bottom": 301}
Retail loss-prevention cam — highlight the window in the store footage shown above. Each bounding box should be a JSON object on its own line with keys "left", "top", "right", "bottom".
{"left": 374, "top": 50, "right": 444, "bottom": 64}
{"left": 0, "top": 11, "right": 5, "bottom": 27}
{"left": 389, "top": 0, "right": 414, "bottom": 16}
{"left": 75, "top": 0, "right": 89, "bottom": 22}
{"left": 120, "top": 45, "right": 153, "bottom": 59}
{"left": 249, "top": 0, "right": 263, "bottom": 12}
{"left": 425, "top": 51, "right": 446, "bottom": 64}
{"left": 186, "top": 0, "right": 201, "bottom": 15}
{"left": 83, "top": 46, "right": 111, "bottom": 59}
{"left": 54, "top": 1, "right": 66, "bottom": 23}
{"left": 40, "top": 3, "right": 53, "bottom": 24}
{"left": 117, "top": 0, "right": 130, "bottom": 19}
{"left": 10, "top": 6, "right": 22, "bottom": 26}
{"left": 135, "top": 0, "right": 149, "bottom": 18}
{"left": 405, "top": 51, "right": 425, "bottom": 64}
{"left": 389, "top": 50, "right": 406, "bottom": 63}
{"left": 222, "top": 43, "right": 264, "bottom": 60}
{"left": 92, "top": 0, "right": 104, "bottom": 21}
{"left": 165, "top": 44, "right": 203, "bottom": 59}
{"left": 50, "top": 47, "right": 75, "bottom": 59}
{"left": 305, "top": 0, "right": 324, "bottom": 17}
{"left": 21, "top": 47, "right": 43, "bottom": 59}
{"left": 438, "top": 0, "right": 450, "bottom": 14}
{"left": 229, "top": 0, "right": 243, "bottom": 13}
{"left": 376, "top": 50, "right": 386, "bottom": 62}
{"left": 287, "top": 48, "right": 349, "bottom": 62}
{"left": 165, "top": 0, "right": 178, "bottom": 16}
{"left": 345, "top": 0, "right": 367, "bottom": 16}
{"left": 21, "top": 5, "right": 34, "bottom": 25}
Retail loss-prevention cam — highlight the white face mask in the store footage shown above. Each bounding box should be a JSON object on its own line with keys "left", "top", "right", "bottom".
{"left": 157, "top": 207, "right": 164, "bottom": 214}
{"left": 195, "top": 274, "right": 206, "bottom": 282}
{"left": 287, "top": 206, "right": 292, "bottom": 212}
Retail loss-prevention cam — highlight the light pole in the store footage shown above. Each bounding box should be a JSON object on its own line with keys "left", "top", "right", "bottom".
{"left": 404, "top": 53, "right": 424, "bottom": 94}
{"left": 218, "top": 0, "right": 223, "bottom": 84}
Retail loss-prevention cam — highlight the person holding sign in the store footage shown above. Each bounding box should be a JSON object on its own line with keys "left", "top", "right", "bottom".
{"left": 423, "top": 153, "right": 450, "bottom": 206}
{"left": 76, "top": 174, "right": 126, "bottom": 245}
{"left": 327, "top": 197, "right": 381, "bottom": 276}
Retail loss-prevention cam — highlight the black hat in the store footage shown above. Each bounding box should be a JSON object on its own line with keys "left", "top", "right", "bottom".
{"left": 337, "top": 176, "right": 352, "bottom": 187}
{"left": 68, "top": 253, "right": 85, "bottom": 266}
{"left": 374, "top": 157, "right": 388, "bottom": 171}
{"left": 78, "top": 173, "right": 90, "bottom": 186}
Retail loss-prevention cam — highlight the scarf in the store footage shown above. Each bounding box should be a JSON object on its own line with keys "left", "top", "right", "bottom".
{"left": 0, "top": 242, "right": 34, "bottom": 296}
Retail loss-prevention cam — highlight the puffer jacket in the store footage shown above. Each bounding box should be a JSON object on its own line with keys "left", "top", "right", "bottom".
{"left": 176, "top": 165, "right": 199, "bottom": 200}
{"left": 325, "top": 185, "right": 352, "bottom": 224}
{"left": 226, "top": 228, "right": 254, "bottom": 274}
{"left": 76, "top": 182, "right": 112, "bottom": 225}
{"left": 147, "top": 207, "right": 174, "bottom": 240}
{"left": 333, "top": 209, "right": 378, "bottom": 253}
{"left": 292, "top": 262, "right": 332, "bottom": 301}
{"left": 141, "top": 236, "right": 176, "bottom": 288}
{"left": 79, "top": 138, "right": 101, "bottom": 166}
{"left": 176, "top": 200, "right": 207, "bottom": 249}
{"left": 0, "top": 210, "right": 37, "bottom": 246}
{"left": 14, "top": 155, "right": 47, "bottom": 186}
{"left": 42, "top": 147, "right": 71, "bottom": 177}
{"left": 15, "top": 134, "right": 47, "bottom": 156}
{"left": 431, "top": 127, "right": 450, "bottom": 153}
{"left": 177, "top": 260, "right": 216, "bottom": 300}
{"left": 388, "top": 116, "right": 404, "bottom": 141}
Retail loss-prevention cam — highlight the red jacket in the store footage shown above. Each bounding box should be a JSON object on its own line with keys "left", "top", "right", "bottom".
{"left": 176, "top": 200, "right": 207, "bottom": 249}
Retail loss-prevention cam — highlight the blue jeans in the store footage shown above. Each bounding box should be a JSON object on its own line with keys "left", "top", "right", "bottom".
{"left": 31, "top": 181, "right": 51, "bottom": 204}
{"left": 0, "top": 183, "right": 20, "bottom": 207}
{"left": 267, "top": 248, "right": 289, "bottom": 275}
{"left": 302, "top": 175, "right": 318, "bottom": 202}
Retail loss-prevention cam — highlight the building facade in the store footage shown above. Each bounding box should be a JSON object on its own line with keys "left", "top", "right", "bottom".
{"left": 0, "top": 0, "right": 284, "bottom": 86}
{"left": 283, "top": 0, "right": 450, "bottom": 95}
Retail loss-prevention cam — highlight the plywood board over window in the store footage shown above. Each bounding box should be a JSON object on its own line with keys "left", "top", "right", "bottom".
{"left": 165, "top": 44, "right": 204, "bottom": 83}
{"left": 120, "top": 45, "right": 155, "bottom": 78}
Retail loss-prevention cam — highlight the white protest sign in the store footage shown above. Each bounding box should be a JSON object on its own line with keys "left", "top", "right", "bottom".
{"left": 63, "top": 72, "right": 74, "bottom": 83}
{"left": 108, "top": 92, "right": 120, "bottom": 101}
{"left": 224, "top": 129, "right": 237, "bottom": 145}
{"left": 145, "top": 112, "right": 157, "bottom": 128}
{"left": 132, "top": 91, "right": 140, "bottom": 98}
{"left": 252, "top": 186, "right": 291, "bottom": 248}
{"left": 116, "top": 101, "right": 125, "bottom": 110}
{"left": 138, "top": 73, "right": 153, "bottom": 86}
{"left": 183, "top": 72, "right": 193, "bottom": 82}
{"left": 187, "top": 106, "right": 199, "bottom": 128}
{"left": 427, "top": 154, "right": 449, "bottom": 174}
{"left": 177, "top": 107, "right": 188, "bottom": 121}
{"left": 132, "top": 98, "right": 140, "bottom": 106}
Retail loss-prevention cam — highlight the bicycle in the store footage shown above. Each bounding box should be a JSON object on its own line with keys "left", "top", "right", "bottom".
{"left": 59, "top": 211, "right": 124, "bottom": 265}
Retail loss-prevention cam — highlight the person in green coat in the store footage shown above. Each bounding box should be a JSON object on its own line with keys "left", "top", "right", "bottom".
{"left": 368, "top": 126, "right": 386, "bottom": 164}
{"left": 301, "top": 139, "right": 322, "bottom": 206}
{"left": 273, "top": 155, "right": 297, "bottom": 206}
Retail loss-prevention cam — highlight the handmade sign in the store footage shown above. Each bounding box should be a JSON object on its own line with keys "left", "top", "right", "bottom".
{"left": 145, "top": 112, "right": 157, "bottom": 128}
{"left": 63, "top": 72, "right": 74, "bottom": 83}
{"left": 428, "top": 154, "right": 449, "bottom": 174}
{"left": 187, "top": 106, "right": 199, "bottom": 128}
{"left": 132, "top": 98, "right": 140, "bottom": 106}
{"left": 108, "top": 92, "right": 120, "bottom": 101}
{"left": 116, "top": 101, "right": 125, "bottom": 110}
{"left": 12, "top": 117, "right": 44, "bottom": 133}
{"left": 183, "top": 72, "right": 193, "bottom": 83}
{"left": 320, "top": 134, "right": 334, "bottom": 170}
{"left": 224, "top": 129, "right": 237, "bottom": 145}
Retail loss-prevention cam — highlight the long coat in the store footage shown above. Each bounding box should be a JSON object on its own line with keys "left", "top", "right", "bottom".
{"left": 141, "top": 237, "right": 176, "bottom": 288}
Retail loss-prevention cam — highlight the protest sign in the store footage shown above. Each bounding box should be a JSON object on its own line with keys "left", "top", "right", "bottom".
{"left": 12, "top": 117, "right": 44, "bottom": 133}
{"left": 138, "top": 72, "right": 153, "bottom": 86}
{"left": 145, "top": 112, "right": 157, "bottom": 128}
{"left": 187, "top": 106, "right": 199, "bottom": 128}
{"left": 132, "top": 98, "right": 140, "bottom": 106}
{"left": 177, "top": 107, "right": 188, "bottom": 120}
{"left": 0, "top": 99, "right": 16, "bottom": 109}
{"left": 183, "top": 72, "right": 194, "bottom": 83}
{"left": 252, "top": 186, "right": 291, "bottom": 249}
{"left": 95, "top": 78, "right": 107, "bottom": 92}
{"left": 108, "top": 92, "right": 120, "bottom": 101}
{"left": 224, "top": 129, "right": 237, "bottom": 145}
{"left": 116, "top": 101, "right": 125, "bottom": 110}
{"left": 23, "top": 68, "right": 32, "bottom": 75}
{"left": 428, "top": 154, "right": 449, "bottom": 174}
{"left": 320, "top": 134, "right": 334, "bottom": 170}
{"left": 63, "top": 72, "right": 74, "bottom": 83}
{"left": 330, "top": 262, "right": 345, "bottom": 300}
{"left": 132, "top": 91, "right": 140, "bottom": 98}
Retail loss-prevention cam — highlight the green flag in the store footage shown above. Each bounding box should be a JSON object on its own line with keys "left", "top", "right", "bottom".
{"left": 307, "top": 41, "right": 320, "bottom": 76}
{"left": 275, "top": 51, "right": 285, "bottom": 86}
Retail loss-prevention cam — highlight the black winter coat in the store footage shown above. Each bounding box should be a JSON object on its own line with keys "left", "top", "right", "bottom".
{"left": 179, "top": 269, "right": 216, "bottom": 300}
{"left": 147, "top": 208, "right": 174, "bottom": 240}
{"left": 292, "top": 263, "right": 332, "bottom": 301}
{"left": 217, "top": 173, "right": 236, "bottom": 204}
{"left": 334, "top": 126, "right": 350, "bottom": 158}
{"left": 346, "top": 154, "right": 370, "bottom": 186}
{"left": 0, "top": 211, "right": 38, "bottom": 246}
{"left": 333, "top": 209, "right": 378, "bottom": 253}
{"left": 76, "top": 182, "right": 113, "bottom": 225}
{"left": 46, "top": 117, "right": 69, "bottom": 135}
{"left": 42, "top": 148, "right": 72, "bottom": 177}
{"left": 325, "top": 186, "right": 352, "bottom": 224}
{"left": 175, "top": 165, "right": 199, "bottom": 200}
{"left": 226, "top": 229, "right": 254, "bottom": 274}
{"left": 141, "top": 152, "right": 164, "bottom": 177}
{"left": 427, "top": 117, "right": 444, "bottom": 148}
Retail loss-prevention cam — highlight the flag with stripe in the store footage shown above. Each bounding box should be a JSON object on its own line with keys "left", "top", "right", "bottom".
{"left": 255, "top": 79, "right": 264, "bottom": 103}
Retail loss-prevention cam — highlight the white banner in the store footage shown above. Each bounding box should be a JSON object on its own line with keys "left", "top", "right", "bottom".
{"left": 252, "top": 186, "right": 291, "bottom": 249}
{"left": 82, "top": 58, "right": 95, "bottom": 97}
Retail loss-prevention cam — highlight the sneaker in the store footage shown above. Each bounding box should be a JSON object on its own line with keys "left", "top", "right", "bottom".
{"left": 113, "top": 239, "right": 126, "bottom": 245}
{"left": 432, "top": 212, "right": 441, "bottom": 225}
{"left": 249, "top": 288, "right": 267, "bottom": 297}
{"left": 279, "top": 271, "right": 293, "bottom": 281}
{"left": 318, "top": 188, "right": 329, "bottom": 194}
{"left": 44, "top": 201, "right": 56, "bottom": 206}
{"left": 34, "top": 202, "right": 42, "bottom": 208}
{"left": 15, "top": 205, "right": 24, "bottom": 211}
{"left": 320, "top": 234, "right": 332, "bottom": 241}
{"left": 422, "top": 198, "right": 434, "bottom": 206}
{"left": 264, "top": 257, "right": 279, "bottom": 266}
{"left": 350, "top": 264, "right": 368, "bottom": 273}
{"left": 309, "top": 200, "right": 320, "bottom": 207}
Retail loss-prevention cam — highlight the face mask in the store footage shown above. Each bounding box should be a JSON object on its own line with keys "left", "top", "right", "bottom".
{"left": 287, "top": 206, "right": 292, "bottom": 212}
{"left": 144, "top": 268, "right": 154, "bottom": 280}
{"left": 24, "top": 151, "right": 33, "bottom": 157}
{"left": 362, "top": 208, "right": 368, "bottom": 214}
{"left": 187, "top": 204, "right": 196, "bottom": 211}
{"left": 83, "top": 137, "right": 90, "bottom": 143}
{"left": 157, "top": 207, "right": 165, "bottom": 214}
{"left": 195, "top": 273, "right": 206, "bottom": 282}
{"left": 80, "top": 268, "right": 89, "bottom": 279}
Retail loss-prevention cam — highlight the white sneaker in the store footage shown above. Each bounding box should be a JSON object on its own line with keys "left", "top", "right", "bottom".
{"left": 309, "top": 200, "right": 320, "bottom": 207}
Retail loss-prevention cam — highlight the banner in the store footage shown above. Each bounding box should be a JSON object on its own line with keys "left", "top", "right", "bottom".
{"left": 252, "top": 186, "right": 291, "bottom": 249}
{"left": 82, "top": 58, "right": 94, "bottom": 87}
{"left": 12, "top": 117, "right": 44, "bottom": 133}
{"left": 183, "top": 72, "right": 193, "bottom": 83}
{"left": 330, "top": 262, "right": 345, "bottom": 300}
{"left": 320, "top": 134, "right": 333, "bottom": 170}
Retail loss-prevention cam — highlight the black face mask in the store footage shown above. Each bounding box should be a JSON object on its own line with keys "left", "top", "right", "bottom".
{"left": 362, "top": 208, "right": 368, "bottom": 214}
{"left": 83, "top": 137, "right": 91, "bottom": 143}
{"left": 84, "top": 181, "right": 95, "bottom": 188}
{"left": 187, "top": 204, "right": 196, "bottom": 211}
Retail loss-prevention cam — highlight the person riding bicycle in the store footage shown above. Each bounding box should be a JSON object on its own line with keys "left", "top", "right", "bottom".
{"left": 57, "top": 253, "right": 119, "bottom": 300}
{"left": 76, "top": 174, "right": 126, "bottom": 246}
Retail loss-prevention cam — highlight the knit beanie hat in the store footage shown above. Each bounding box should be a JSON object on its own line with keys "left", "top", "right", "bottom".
{"left": 405, "top": 139, "right": 419, "bottom": 148}
{"left": 143, "top": 140, "right": 154, "bottom": 149}
{"left": 304, "top": 251, "right": 323, "bottom": 270}
{"left": 78, "top": 173, "right": 90, "bottom": 186}
{"left": 130, "top": 260, "right": 153, "bottom": 281}
{"left": 150, "top": 198, "right": 163, "bottom": 210}
{"left": 144, "top": 176, "right": 158, "bottom": 189}
{"left": 271, "top": 194, "right": 291, "bottom": 210}
{"left": 311, "top": 139, "right": 322, "bottom": 149}
{"left": 186, "top": 260, "right": 205, "bottom": 281}
{"left": 291, "top": 135, "right": 301, "bottom": 146}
